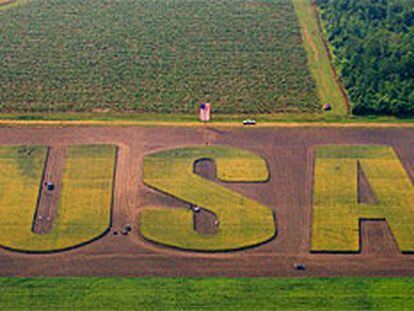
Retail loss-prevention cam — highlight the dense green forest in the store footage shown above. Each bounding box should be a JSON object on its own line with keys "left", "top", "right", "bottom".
{"left": 316, "top": 0, "right": 414, "bottom": 115}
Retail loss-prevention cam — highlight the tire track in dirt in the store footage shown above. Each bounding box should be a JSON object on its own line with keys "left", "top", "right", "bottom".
{"left": 303, "top": 24, "right": 319, "bottom": 61}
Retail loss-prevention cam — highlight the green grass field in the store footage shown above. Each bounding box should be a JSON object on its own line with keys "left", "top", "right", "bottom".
{"left": 0, "top": 144, "right": 116, "bottom": 252}
{"left": 0, "top": 0, "right": 319, "bottom": 114}
{"left": 1, "top": 277, "right": 414, "bottom": 310}
{"left": 140, "top": 146, "right": 275, "bottom": 251}
{"left": 312, "top": 145, "right": 414, "bottom": 252}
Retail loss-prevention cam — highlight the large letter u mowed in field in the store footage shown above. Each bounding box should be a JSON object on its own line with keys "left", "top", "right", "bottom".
{"left": 0, "top": 145, "right": 116, "bottom": 252}
{"left": 312, "top": 145, "right": 414, "bottom": 253}
{"left": 139, "top": 146, "right": 276, "bottom": 251}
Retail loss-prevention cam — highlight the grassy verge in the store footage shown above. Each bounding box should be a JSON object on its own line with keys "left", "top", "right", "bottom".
{"left": 292, "top": 0, "right": 348, "bottom": 116}
{"left": 140, "top": 146, "right": 275, "bottom": 251}
{"left": 0, "top": 145, "right": 116, "bottom": 252}
{"left": 0, "top": 112, "right": 413, "bottom": 127}
{"left": 312, "top": 145, "right": 414, "bottom": 252}
{"left": 1, "top": 277, "right": 414, "bottom": 310}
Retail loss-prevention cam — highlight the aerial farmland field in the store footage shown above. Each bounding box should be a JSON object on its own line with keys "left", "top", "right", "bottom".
{"left": 0, "top": 0, "right": 320, "bottom": 113}
{"left": 0, "top": 126, "right": 413, "bottom": 278}
{"left": 0, "top": 0, "right": 413, "bottom": 308}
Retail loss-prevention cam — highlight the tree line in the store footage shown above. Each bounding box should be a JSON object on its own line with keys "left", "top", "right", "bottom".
{"left": 316, "top": 0, "right": 414, "bottom": 116}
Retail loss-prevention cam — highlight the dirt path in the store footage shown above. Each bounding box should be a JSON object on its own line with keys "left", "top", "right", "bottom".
{"left": 303, "top": 24, "right": 319, "bottom": 61}
{"left": 0, "top": 120, "right": 413, "bottom": 128}
{"left": 0, "top": 0, "right": 16, "bottom": 6}
{"left": 193, "top": 159, "right": 218, "bottom": 235}
{"left": 0, "top": 126, "right": 413, "bottom": 277}
{"left": 32, "top": 146, "right": 66, "bottom": 234}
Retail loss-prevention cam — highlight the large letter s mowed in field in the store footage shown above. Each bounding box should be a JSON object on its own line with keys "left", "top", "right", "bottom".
{"left": 139, "top": 146, "right": 276, "bottom": 251}
{"left": 312, "top": 145, "right": 414, "bottom": 253}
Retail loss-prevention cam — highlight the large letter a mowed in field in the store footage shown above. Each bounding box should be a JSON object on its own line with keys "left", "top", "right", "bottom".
{"left": 312, "top": 145, "right": 414, "bottom": 253}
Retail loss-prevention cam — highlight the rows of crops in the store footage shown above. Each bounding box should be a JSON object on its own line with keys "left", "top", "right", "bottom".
{"left": 0, "top": 0, "right": 320, "bottom": 113}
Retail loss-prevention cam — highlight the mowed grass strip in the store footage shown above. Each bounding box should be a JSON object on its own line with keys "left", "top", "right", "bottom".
{"left": 140, "top": 146, "right": 275, "bottom": 251}
{"left": 312, "top": 145, "right": 414, "bottom": 252}
{"left": 0, "top": 0, "right": 24, "bottom": 11}
{"left": 0, "top": 145, "right": 47, "bottom": 250}
{"left": 0, "top": 144, "right": 116, "bottom": 252}
{"left": 292, "top": 0, "right": 347, "bottom": 116}
{"left": 1, "top": 277, "right": 414, "bottom": 310}
{"left": 53, "top": 145, "right": 117, "bottom": 250}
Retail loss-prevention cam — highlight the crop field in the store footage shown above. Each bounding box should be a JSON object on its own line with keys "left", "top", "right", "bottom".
{"left": 0, "top": 144, "right": 116, "bottom": 252}
{"left": 140, "top": 146, "right": 275, "bottom": 251}
{"left": 0, "top": 0, "right": 320, "bottom": 113}
{"left": 0, "top": 126, "right": 413, "bottom": 277}
{"left": 312, "top": 145, "right": 414, "bottom": 253}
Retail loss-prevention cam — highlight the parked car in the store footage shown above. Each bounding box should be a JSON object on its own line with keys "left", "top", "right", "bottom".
{"left": 294, "top": 263, "right": 306, "bottom": 271}
{"left": 243, "top": 119, "right": 256, "bottom": 125}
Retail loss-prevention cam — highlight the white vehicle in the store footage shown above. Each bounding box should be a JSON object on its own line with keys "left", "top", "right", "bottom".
{"left": 243, "top": 119, "right": 256, "bottom": 125}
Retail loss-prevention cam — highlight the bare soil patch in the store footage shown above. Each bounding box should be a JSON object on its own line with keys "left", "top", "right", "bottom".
{"left": 357, "top": 161, "right": 377, "bottom": 205}
{"left": 194, "top": 159, "right": 217, "bottom": 180}
{"left": 32, "top": 147, "right": 66, "bottom": 234}
{"left": 194, "top": 209, "right": 218, "bottom": 236}
{"left": 0, "top": 126, "right": 413, "bottom": 277}
{"left": 360, "top": 220, "right": 400, "bottom": 257}
{"left": 193, "top": 159, "right": 219, "bottom": 235}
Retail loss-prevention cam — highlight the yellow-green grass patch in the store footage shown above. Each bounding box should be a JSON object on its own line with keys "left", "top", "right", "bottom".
{"left": 0, "top": 0, "right": 25, "bottom": 11}
{"left": 312, "top": 145, "right": 414, "bottom": 252}
{"left": 140, "top": 146, "right": 275, "bottom": 251}
{"left": 0, "top": 144, "right": 116, "bottom": 252}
